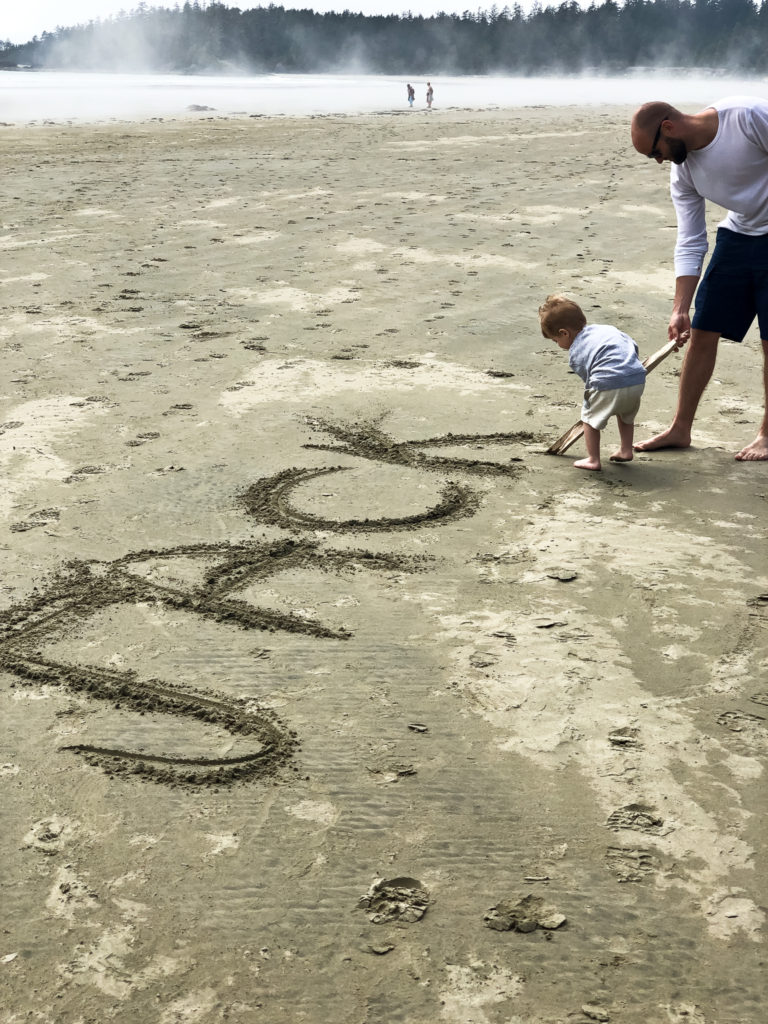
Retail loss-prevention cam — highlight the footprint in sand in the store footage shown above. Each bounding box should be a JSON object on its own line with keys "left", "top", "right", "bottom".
{"left": 358, "top": 877, "right": 430, "bottom": 924}
{"left": 125, "top": 431, "right": 160, "bottom": 447}
{"left": 605, "top": 845, "right": 657, "bottom": 882}
{"left": 606, "top": 803, "right": 668, "bottom": 835}
{"left": 23, "top": 815, "right": 72, "bottom": 855}
{"left": 10, "top": 507, "right": 60, "bottom": 533}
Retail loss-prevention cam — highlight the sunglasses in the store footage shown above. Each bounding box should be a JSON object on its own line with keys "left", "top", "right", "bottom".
{"left": 648, "top": 119, "right": 665, "bottom": 159}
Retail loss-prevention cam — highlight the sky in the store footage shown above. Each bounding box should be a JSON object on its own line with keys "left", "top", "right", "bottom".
{"left": 2, "top": 0, "right": 516, "bottom": 45}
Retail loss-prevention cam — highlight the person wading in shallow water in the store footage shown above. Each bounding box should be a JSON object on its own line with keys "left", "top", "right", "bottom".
{"left": 630, "top": 97, "right": 768, "bottom": 461}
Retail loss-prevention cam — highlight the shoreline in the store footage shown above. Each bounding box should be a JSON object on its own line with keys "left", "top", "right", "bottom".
{"left": 2, "top": 70, "right": 767, "bottom": 126}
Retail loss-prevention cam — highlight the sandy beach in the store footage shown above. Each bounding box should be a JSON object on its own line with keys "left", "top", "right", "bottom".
{"left": 1, "top": 105, "right": 767, "bottom": 1023}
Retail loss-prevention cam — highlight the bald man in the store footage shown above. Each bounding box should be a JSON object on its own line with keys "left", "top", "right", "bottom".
{"left": 630, "top": 97, "right": 768, "bottom": 461}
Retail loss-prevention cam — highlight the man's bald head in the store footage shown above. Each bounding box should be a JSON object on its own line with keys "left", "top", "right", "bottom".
{"left": 631, "top": 101, "right": 681, "bottom": 155}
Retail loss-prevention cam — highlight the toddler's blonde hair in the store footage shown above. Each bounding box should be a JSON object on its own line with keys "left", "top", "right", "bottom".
{"left": 538, "top": 294, "right": 587, "bottom": 338}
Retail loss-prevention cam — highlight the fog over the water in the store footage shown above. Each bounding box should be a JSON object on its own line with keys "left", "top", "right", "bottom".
{"left": 2, "top": 71, "right": 766, "bottom": 123}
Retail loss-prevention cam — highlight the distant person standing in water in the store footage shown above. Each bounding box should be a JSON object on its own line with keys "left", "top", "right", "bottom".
{"left": 426, "top": 82, "right": 434, "bottom": 110}
{"left": 630, "top": 97, "right": 768, "bottom": 461}
{"left": 407, "top": 83, "right": 415, "bottom": 107}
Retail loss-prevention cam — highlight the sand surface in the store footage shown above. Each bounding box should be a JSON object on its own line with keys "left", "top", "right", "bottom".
{"left": 1, "top": 106, "right": 767, "bottom": 1023}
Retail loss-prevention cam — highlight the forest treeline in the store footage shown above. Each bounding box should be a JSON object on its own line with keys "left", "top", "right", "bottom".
{"left": 2, "top": 0, "right": 768, "bottom": 75}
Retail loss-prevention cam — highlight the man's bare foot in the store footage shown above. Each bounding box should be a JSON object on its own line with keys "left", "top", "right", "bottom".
{"left": 735, "top": 435, "right": 768, "bottom": 461}
{"left": 610, "top": 450, "right": 634, "bottom": 463}
{"left": 574, "top": 457, "right": 601, "bottom": 471}
{"left": 633, "top": 425, "right": 692, "bottom": 452}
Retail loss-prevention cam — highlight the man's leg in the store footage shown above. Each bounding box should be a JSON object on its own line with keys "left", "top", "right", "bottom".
{"left": 634, "top": 329, "right": 720, "bottom": 451}
{"left": 735, "top": 337, "right": 768, "bottom": 461}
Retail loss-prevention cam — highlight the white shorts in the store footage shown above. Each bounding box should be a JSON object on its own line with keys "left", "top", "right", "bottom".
{"left": 581, "top": 383, "right": 645, "bottom": 430}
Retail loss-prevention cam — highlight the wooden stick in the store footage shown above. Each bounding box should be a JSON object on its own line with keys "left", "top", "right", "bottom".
{"left": 546, "top": 338, "right": 679, "bottom": 456}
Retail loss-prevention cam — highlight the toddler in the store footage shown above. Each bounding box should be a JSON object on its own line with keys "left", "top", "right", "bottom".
{"left": 539, "top": 295, "right": 646, "bottom": 471}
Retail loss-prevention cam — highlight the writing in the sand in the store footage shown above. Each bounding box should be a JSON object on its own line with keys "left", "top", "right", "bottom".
{"left": 1, "top": 419, "right": 535, "bottom": 787}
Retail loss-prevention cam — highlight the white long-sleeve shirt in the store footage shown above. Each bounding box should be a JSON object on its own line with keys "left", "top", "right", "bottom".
{"left": 671, "top": 96, "right": 768, "bottom": 277}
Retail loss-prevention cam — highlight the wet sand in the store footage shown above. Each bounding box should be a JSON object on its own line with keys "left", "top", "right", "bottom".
{"left": 1, "top": 107, "right": 766, "bottom": 1023}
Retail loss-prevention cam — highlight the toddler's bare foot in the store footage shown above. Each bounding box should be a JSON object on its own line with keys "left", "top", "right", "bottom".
{"left": 735, "top": 434, "right": 768, "bottom": 461}
{"left": 610, "top": 450, "right": 634, "bottom": 463}
{"left": 574, "top": 457, "right": 601, "bottom": 471}
{"left": 634, "top": 424, "right": 691, "bottom": 452}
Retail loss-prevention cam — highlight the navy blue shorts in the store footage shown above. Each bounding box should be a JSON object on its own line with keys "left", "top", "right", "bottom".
{"left": 692, "top": 227, "right": 768, "bottom": 342}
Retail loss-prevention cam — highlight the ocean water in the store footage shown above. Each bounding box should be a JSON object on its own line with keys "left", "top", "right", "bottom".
{"left": 1, "top": 69, "right": 767, "bottom": 123}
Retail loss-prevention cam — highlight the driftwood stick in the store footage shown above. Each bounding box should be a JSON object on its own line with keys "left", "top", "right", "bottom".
{"left": 545, "top": 339, "right": 679, "bottom": 456}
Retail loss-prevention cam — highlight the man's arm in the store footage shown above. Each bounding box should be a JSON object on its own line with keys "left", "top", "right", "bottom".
{"left": 669, "top": 274, "right": 699, "bottom": 345}
{"left": 671, "top": 170, "right": 708, "bottom": 279}
{"left": 669, "top": 164, "right": 707, "bottom": 344}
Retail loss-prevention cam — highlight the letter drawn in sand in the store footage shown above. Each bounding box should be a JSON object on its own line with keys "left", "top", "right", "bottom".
{"left": 241, "top": 417, "right": 538, "bottom": 533}
{"left": 0, "top": 540, "right": 423, "bottom": 787}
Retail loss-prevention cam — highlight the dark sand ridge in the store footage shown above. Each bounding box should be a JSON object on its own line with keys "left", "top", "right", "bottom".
{"left": 0, "top": 107, "right": 766, "bottom": 1023}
